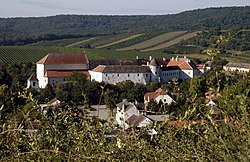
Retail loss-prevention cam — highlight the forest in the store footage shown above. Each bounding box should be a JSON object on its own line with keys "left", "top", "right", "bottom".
{"left": 0, "top": 55, "right": 249, "bottom": 161}
{"left": 0, "top": 6, "right": 249, "bottom": 45}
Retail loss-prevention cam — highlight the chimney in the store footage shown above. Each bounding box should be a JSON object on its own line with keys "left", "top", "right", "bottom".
{"left": 136, "top": 56, "right": 139, "bottom": 60}
{"left": 163, "top": 58, "right": 166, "bottom": 61}
{"left": 149, "top": 56, "right": 152, "bottom": 61}
{"left": 175, "top": 55, "right": 179, "bottom": 61}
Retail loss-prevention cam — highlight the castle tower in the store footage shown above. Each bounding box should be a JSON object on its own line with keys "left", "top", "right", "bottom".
{"left": 149, "top": 59, "right": 160, "bottom": 82}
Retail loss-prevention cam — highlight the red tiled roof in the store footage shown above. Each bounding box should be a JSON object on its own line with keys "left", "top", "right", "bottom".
{"left": 37, "top": 53, "right": 89, "bottom": 65}
{"left": 156, "top": 59, "right": 170, "bottom": 66}
{"left": 44, "top": 70, "right": 89, "bottom": 78}
{"left": 144, "top": 88, "right": 167, "bottom": 101}
{"left": 167, "top": 60, "right": 193, "bottom": 70}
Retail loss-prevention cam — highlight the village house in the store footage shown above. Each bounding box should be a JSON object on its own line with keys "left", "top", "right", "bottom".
{"left": 89, "top": 56, "right": 205, "bottom": 85}
{"left": 28, "top": 53, "right": 89, "bottom": 89}
{"left": 223, "top": 62, "right": 250, "bottom": 73}
{"left": 144, "top": 88, "right": 175, "bottom": 107}
{"left": 116, "top": 99, "right": 152, "bottom": 129}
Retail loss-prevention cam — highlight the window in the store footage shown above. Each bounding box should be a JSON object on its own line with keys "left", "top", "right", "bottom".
{"left": 137, "top": 74, "right": 139, "bottom": 76}
{"left": 164, "top": 99, "right": 166, "bottom": 102}
{"left": 32, "top": 82, "right": 36, "bottom": 86}
{"left": 128, "top": 74, "right": 130, "bottom": 77}
{"left": 155, "top": 72, "right": 157, "bottom": 75}
{"left": 117, "top": 74, "right": 119, "bottom": 77}
{"left": 106, "top": 74, "right": 108, "bottom": 77}
{"left": 146, "top": 74, "right": 148, "bottom": 77}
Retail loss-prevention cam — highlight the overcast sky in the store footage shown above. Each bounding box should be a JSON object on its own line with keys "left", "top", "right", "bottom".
{"left": 1, "top": 0, "right": 250, "bottom": 18}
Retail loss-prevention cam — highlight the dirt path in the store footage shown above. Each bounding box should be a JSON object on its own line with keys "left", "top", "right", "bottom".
{"left": 66, "top": 37, "right": 96, "bottom": 47}
{"left": 96, "top": 34, "right": 144, "bottom": 49}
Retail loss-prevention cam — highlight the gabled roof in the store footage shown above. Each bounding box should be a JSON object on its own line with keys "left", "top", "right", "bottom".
{"left": 144, "top": 88, "right": 168, "bottom": 101}
{"left": 44, "top": 70, "right": 89, "bottom": 78}
{"left": 116, "top": 99, "right": 135, "bottom": 112}
{"left": 91, "top": 65, "right": 151, "bottom": 73}
{"left": 28, "top": 74, "right": 38, "bottom": 81}
{"left": 126, "top": 114, "right": 149, "bottom": 127}
{"left": 224, "top": 62, "right": 250, "bottom": 69}
{"left": 167, "top": 60, "right": 194, "bottom": 70}
{"left": 37, "top": 53, "right": 89, "bottom": 65}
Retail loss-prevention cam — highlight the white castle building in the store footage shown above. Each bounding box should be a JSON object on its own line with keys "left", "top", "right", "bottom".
{"left": 27, "top": 53, "right": 89, "bottom": 89}
{"left": 89, "top": 56, "right": 205, "bottom": 85}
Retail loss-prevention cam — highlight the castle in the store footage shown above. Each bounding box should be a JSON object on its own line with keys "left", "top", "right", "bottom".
{"left": 89, "top": 56, "right": 205, "bottom": 85}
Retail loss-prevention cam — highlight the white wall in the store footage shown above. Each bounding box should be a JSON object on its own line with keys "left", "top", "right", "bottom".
{"left": 180, "top": 70, "right": 193, "bottom": 80}
{"left": 37, "top": 64, "right": 45, "bottom": 88}
{"left": 161, "top": 70, "right": 180, "bottom": 83}
{"left": 223, "top": 66, "right": 250, "bottom": 73}
{"left": 27, "top": 80, "right": 39, "bottom": 89}
{"left": 90, "top": 71, "right": 151, "bottom": 85}
{"left": 89, "top": 71, "right": 103, "bottom": 82}
{"left": 137, "top": 118, "right": 151, "bottom": 128}
{"left": 154, "top": 94, "right": 174, "bottom": 105}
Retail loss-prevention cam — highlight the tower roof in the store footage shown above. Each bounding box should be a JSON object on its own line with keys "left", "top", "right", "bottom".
{"left": 149, "top": 59, "right": 159, "bottom": 66}
{"left": 28, "top": 74, "right": 38, "bottom": 81}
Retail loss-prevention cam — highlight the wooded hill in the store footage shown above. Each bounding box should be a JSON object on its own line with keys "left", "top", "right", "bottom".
{"left": 0, "top": 6, "right": 250, "bottom": 45}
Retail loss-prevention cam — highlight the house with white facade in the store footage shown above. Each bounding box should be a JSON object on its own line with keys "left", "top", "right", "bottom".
{"left": 116, "top": 99, "right": 152, "bottom": 129}
{"left": 89, "top": 65, "right": 152, "bottom": 85}
{"left": 27, "top": 74, "right": 39, "bottom": 90}
{"left": 144, "top": 88, "right": 175, "bottom": 106}
{"left": 34, "top": 53, "right": 89, "bottom": 88}
{"left": 223, "top": 62, "right": 250, "bottom": 73}
{"left": 89, "top": 56, "right": 204, "bottom": 85}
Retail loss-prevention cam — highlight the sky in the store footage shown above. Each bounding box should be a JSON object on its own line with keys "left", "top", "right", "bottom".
{"left": 1, "top": 0, "right": 250, "bottom": 18}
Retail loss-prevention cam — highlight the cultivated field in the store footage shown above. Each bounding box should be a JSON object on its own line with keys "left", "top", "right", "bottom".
{"left": 117, "top": 31, "right": 187, "bottom": 51}
{"left": 0, "top": 46, "right": 168, "bottom": 63}
{"left": 96, "top": 34, "right": 144, "bottom": 49}
{"left": 141, "top": 31, "right": 201, "bottom": 51}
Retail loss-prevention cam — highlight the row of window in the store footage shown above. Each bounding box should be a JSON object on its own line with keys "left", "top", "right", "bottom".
{"left": 105, "top": 73, "right": 149, "bottom": 77}
{"left": 162, "top": 72, "right": 179, "bottom": 76}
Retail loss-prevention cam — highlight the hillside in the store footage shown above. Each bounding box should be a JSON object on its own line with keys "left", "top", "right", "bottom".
{"left": 0, "top": 6, "right": 249, "bottom": 45}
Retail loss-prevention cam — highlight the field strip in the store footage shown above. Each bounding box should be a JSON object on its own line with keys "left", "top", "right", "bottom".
{"left": 141, "top": 31, "right": 201, "bottom": 52}
{"left": 96, "top": 34, "right": 144, "bottom": 49}
{"left": 66, "top": 37, "right": 96, "bottom": 47}
{"left": 117, "top": 31, "right": 187, "bottom": 51}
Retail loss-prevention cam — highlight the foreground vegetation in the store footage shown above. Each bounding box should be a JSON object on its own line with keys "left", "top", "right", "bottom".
{"left": 0, "top": 57, "right": 249, "bottom": 161}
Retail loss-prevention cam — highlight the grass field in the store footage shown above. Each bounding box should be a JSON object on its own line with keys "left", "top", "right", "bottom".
{"left": 96, "top": 34, "right": 144, "bottom": 49}
{"left": 141, "top": 31, "right": 201, "bottom": 51}
{"left": 117, "top": 31, "right": 187, "bottom": 51}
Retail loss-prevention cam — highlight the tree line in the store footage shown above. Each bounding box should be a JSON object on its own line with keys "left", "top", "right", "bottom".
{"left": 0, "top": 6, "right": 250, "bottom": 45}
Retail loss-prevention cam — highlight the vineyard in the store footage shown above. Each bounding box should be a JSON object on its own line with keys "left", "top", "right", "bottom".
{"left": 117, "top": 31, "right": 187, "bottom": 51}
{"left": 141, "top": 31, "right": 201, "bottom": 51}
{"left": 0, "top": 46, "right": 168, "bottom": 63}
